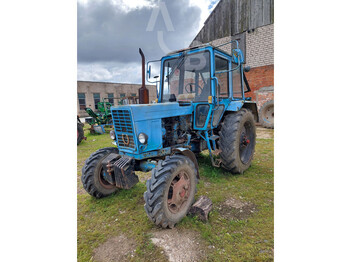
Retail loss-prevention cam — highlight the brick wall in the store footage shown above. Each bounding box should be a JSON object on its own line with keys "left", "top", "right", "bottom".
{"left": 245, "top": 24, "right": 274, "bottom": 68}
{"left": 77, "top": 81, "right": 157, "bottom": 117}
{"left": 255, "top": 87, "right": 274, "bottom": 109}
{"left": 244, "top": 64, "right": 274, "bottom": 108}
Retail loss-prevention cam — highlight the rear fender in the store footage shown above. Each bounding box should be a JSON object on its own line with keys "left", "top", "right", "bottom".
{"left": 242, "top": 101, "right": 259, "bottom": 122}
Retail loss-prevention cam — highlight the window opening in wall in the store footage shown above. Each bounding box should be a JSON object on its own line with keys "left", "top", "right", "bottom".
{"left": 120, "top": 93, "right": 126, "bottom": 98}
{"left": 78, "top": 93, "right": 86, "bottom": 110}
{"left": 107, "top": 93, "right": 114, "bottom": 105}
{"left": 93, "top": 93, "right": 100, "bottom": 110}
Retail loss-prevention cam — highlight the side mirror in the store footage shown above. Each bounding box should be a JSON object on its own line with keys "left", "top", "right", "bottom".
{"left": 147, "top": 65, "right": 151, "bottom": 79}
{"left": 244, "top": 66, "right": 251, "bottom": 72}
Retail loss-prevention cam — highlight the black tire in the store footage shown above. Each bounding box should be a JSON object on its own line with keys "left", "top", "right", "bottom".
{"left": 218, "top": 108, "right": 256, "bottom": 174}
{"left": 77, "top": 122, "right": 84, "bottom": 145}
{"left": 259, "top": 100, "right": 274, "bottom": 129}
{"left": 81, "top": 147, "right": 119, "bottom": 198}
{"left": 144, "top": 155, "right": 197, "bottom": 228}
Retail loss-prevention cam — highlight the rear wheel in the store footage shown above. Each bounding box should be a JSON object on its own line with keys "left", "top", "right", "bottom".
{"left": 259, "top": 100, "right": 274, "bottom": 129}
{"left": 81, "top": 147, "right": 119, "bottom": 198}
{"left": 144, "top": 155, "right": 197, "bottom": 228}
{"left": 77, "top": 123, "right": 84, "bottom": 145}
{"left": 218, "top": 109, "right": 256, "bottom": 174}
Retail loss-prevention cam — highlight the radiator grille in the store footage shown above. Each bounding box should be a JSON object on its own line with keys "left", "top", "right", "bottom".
{"left": 112, "top": 109, "right": 136, "bottom": 150}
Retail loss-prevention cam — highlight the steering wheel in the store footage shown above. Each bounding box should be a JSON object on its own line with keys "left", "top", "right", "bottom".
{"left": 184, "top": 82, "right": 203, "bottom": 93}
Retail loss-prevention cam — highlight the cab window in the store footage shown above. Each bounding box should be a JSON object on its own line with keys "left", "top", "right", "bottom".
{"left": 214, "top": 56, "right": 229, "bottom": 98}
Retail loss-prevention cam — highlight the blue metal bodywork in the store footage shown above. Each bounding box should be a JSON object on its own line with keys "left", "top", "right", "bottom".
{"left": 110, "top": 43, "right": 256, "bottom": 163}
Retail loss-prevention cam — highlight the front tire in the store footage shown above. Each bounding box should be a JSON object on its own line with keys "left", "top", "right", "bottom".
{"left": 144, "top": 155, "right": 197, "bottom": 228}
{"left": 81, "top": 147, "right": 119, "bottom": 198}
{"left": 218, "top": 109, "right": 256, "bottom": 174}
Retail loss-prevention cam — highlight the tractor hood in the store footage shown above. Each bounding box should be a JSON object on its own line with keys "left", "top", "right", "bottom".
{"left": 110, "top": 102, "right": 194, "bottom": 158}
{"left": 120, "top": 102, "right": 194, "bottom": 121}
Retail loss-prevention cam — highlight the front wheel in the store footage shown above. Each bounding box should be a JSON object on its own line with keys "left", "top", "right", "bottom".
{"left": 81, "top": 147, "right": 119, "bottom": 198}
{"left": 144, "top": 155, "right": 197, "bottom": 228}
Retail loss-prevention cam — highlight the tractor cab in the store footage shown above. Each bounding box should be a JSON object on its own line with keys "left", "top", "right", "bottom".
{"left": 150, "top": 41, "right": 254, "bottom": 131}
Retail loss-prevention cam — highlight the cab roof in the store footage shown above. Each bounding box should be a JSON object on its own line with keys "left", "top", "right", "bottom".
{"left": 166, "top": 43, "right": 232, "bottom": 57}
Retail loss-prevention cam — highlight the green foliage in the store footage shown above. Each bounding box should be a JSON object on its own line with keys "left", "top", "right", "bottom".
{"left": 78, "top": 127, "right": 274, "bottom": 261}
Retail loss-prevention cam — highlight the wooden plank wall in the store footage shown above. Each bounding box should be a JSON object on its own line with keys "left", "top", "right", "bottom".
{"left": 192, "top": 0, "right": 274, "bottom": 44}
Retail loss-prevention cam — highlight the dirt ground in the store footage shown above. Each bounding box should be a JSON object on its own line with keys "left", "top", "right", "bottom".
{"left": 218, "top": 197, "right": 257, "bottom": 221}
{"left": 93, "top": 234, "right": 137, "bottom": 262}
{"left": 150, "top": 228, "right": 206, "bottom": 262}
{"left": 256, "top": 126, "right": 274, "bottom": 139}
{"left": 91, "top": 196, "right": 259, "bottom": 262}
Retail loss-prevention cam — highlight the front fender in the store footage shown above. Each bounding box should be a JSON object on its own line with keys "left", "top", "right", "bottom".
{"left": 172, "top": 148, "right": 200, "bottom": 179}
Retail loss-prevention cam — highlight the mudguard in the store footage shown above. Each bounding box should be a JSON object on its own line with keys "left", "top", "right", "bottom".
{"left": 173, "top": 148, "right": 200, "bottom": 179}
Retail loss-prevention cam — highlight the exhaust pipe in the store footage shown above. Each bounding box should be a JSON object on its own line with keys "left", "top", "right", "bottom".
{"left": 138, "top": 48, "right": 149, "bottom": 104}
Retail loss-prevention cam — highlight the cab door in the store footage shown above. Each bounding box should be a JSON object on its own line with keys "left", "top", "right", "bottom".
{"left": 193, "top": 53, "right": 230, "bottom": 130}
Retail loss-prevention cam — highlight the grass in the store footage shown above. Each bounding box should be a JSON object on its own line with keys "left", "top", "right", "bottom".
{"left": 77, "top": 125, "right": 274, "bottom": 261}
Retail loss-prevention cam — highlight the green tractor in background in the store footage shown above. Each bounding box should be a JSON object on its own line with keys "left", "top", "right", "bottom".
{"left": 84, "top": 99, "right": 113, "bottom": 134}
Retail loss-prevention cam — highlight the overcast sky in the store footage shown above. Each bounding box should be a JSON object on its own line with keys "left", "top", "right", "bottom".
{"left": 78, "top": 0, "right": 219, "bottom": 84}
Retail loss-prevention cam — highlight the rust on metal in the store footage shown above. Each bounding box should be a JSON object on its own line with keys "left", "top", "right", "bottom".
{"left": 106, "top": 161, "right": 114, "bottom": 176}
{"left": 138, "top": 48, "right": 149, "bottom": 104}
{"left": 212, "top": 148, "right": 222, "bottom": 156}
{"left": 167, "top": 171, "right": 191, "bottom": 213}
{"left": 121, "top": 133, "right": 130, "bottom": 146}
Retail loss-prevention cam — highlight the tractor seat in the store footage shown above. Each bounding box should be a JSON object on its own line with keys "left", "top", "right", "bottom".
{"left": 177, "top": 93, "right": 195, "bottom": 101}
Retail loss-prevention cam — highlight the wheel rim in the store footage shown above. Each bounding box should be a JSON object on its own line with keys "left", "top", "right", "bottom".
{"left": 167, "top": 171, "right": 191, "bottom": 214}
{"left": 97, "top": 165, "right": 115, "bottom": 189}
{"left": 239, "top": 121, "right": 255, "bottom": 165}
{"left": 264, "top": 105, "right": 274, "bottom": 123}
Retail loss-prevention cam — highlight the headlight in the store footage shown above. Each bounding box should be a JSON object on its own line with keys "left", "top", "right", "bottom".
{"left": 110, "top": 130, "right": 116, "bottom": 140}
{"left": 138, "top": 133, "right": 148, "bottom": 144}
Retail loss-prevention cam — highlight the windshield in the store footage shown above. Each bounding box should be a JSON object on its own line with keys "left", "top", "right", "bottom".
{"left": 161, "top": 51, "right": 211, "bottom": 103}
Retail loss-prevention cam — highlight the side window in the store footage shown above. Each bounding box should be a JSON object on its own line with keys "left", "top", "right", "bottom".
{"left": 215, "top": 56, "right": 229, "bottom": 98}
{"left": 232, "top": 62, "right": 242, "bottom": 98}
{"left": 78, "top": 93, "right": 86, "bottom": 110}
{"left": 93, "top": 93, "right": 100, "bottom": 110}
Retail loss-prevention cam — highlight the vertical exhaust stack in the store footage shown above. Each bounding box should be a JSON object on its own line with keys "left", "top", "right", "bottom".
{"left": 138, "top": 48, "right": 149, "bottom": 104}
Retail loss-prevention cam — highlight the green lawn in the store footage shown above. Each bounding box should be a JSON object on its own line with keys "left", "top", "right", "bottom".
{"left": 77, "top": 125, "right": 274, "bottom": 261}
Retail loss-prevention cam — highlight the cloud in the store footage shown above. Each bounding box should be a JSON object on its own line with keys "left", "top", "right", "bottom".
{"left": 78, "top": 0, "right": 212, "bottom": 83}
{"left": 78, "top": 0, "right": 201, "bottom": 63}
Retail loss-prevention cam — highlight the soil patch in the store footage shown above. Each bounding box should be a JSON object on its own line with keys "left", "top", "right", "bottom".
{"left": 77, "top": 185, "right": 86, "bottom": 195}
{"left": 136, "top": 171, "right": 151, "bottom": 183}
{"left": 151, "top": 228, "right": 206, "bottom": 262}
{"left": 218, "top": 197, "right": 257, "bottom": 220}
{"left": 256, "top": 127, "right": 274, "bottom": 139}
{"left": 93, "top": 234, "right": 136, "bottom": 262}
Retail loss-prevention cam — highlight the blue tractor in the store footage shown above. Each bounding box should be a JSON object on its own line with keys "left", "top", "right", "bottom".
{"left": 81, "top": 41, "right": 259, "bottom": 228}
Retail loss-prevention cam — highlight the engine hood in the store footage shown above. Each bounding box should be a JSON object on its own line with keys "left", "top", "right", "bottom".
{"left": 111, "top": 102, "right": 194, "bottom": 121}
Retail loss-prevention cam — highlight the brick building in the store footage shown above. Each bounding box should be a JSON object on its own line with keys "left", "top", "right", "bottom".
{"left": 190, "top": 0, "right": 274, "bottom": 109}
{"left": 77, "top": 81, "right": 157, "bottom": 117}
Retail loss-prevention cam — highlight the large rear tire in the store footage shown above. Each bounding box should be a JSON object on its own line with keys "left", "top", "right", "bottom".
{"left": 77, "top": 123, "right": 84, "bottom": 145}
{"left": 259, "top": 100, "right": 274, "bottom": 129}
{"left": 82, "top": 147, "right": 119, "bottom": 198}
{"left": 144, "top": 155, "right": 197, "bottom": 228}
{"left": 218, "top": 109, "right": 256, "bottom": 174}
